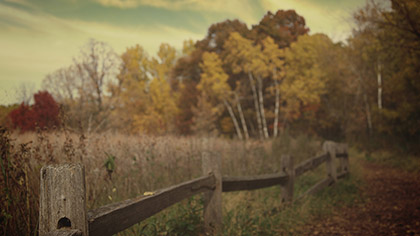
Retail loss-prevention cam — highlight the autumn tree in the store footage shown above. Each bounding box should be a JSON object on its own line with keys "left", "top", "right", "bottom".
{"left": 349, "top": 0, "right": 420, "bottom": 151}
{"left": 43, "top": 39, "right": 120, "bottom": 132}
{"left": 9, "top": 91, "right": 60, "bottom": 132}
{"left": 0, "top": 104, "right": 18, "bottom": 128}
{"left": 260, "top": 37, "right": 285, "bottom": 137}
{"left": 282, "top": 34, "right": 330, "bottom": 119}
{"left": 223, "top": 33, "right": 287, "bottom": 139}
{"left": 108, "top": 43, "right": 179, "bottom": 135}
{"left": 9, "top": 103, "right": 33, "bottom": 132}
{"left": 197, "top": 52, "right": 243, "bottom": 139}
{"left": 108, "top": 45, "right": 149, "bottom": 132}
{"left": 282, "top": 34, "right": 357, "bottom": 139}
{"left": 251, "top": 10, "right": 309, "bottom": 48}
{"left": 223, "top": 32, "right": 265, "bottom": 139}
{"left": 173, "top": 20, "right": 251, "bottom": 135}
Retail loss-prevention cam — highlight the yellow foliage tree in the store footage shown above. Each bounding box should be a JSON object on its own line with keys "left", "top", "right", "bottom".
{"left": 261, "top": 36, "right": 285, "bottom": 137}
{"left": 282, "top": 34, "right": 332, "bottom": 123}
{"left": 109, "top": 45, "right": 149, "bottom": 132}
{"left": 133, "top": 43, "right": 179, "bottom": 135}
{"left": 223, "top": 32, "right": 266, "bottom": 139}
{"left": 134, "top": 76, "right": 178, "bottom": 134}
{"left": 197, "top": 52, "right": 243, "bottom": 139}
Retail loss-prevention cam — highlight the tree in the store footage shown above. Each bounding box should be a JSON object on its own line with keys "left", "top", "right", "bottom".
{"left": 75, "top": 39, "right": 119, "bottom": 112}
{"left": 281, "top": 34, "right": 331, "bottom": 127}
{"left": 0, "top": 104, "right": 18, "bottom": 128}
{"left": 251, "top": 10, "right": 309, "bottom": 48}
{"left": 133, "top": 75, "right": 178, "bottom": 135}
{"left": 350, "top": 0, "right": 420, "bottom": 151}
{"left": 182, "top": 39, "right": 196, "bottom": 56}
{"left": 108, "top": 45, "right": 150, "bottom": 132}
{"left": 43, "top": 39, "right": 120, "bottom": 132}
{"left": 129, "top": 43, "right": 179, "bottom": 135}
{"left": 198, "top": 52, "right": 243, "bottom": 139}
{"left": 9, "top": 91, "right": 60, "bottom": 132}
{"left": 260, "top": 36, "right": 285, "bottom": 137}
{"left": 173, "top": 19, "right": 251, "bottom": 135}
{"left": 9, "top": 103, "right": 34, "bottom": 132}
{"left": 32, "top": 91, "right": 61, "bottom": 129}
{"left": 223, "top": 32, "right": 269, "bottom": 139}
{"left": 43, "top": 66, "right": 78, "bottom": 103}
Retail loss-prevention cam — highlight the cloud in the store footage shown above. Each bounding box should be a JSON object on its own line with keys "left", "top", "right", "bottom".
{"left": 93, "top": 0, "right": 262, "bottom": 25}
{"left": 92, "top": 0, "right": 140, "bottom": 8}
{"left": 0, "top": 2, "right": 204, "bottom": 104}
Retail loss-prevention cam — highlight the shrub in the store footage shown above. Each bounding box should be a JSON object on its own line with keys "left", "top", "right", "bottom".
{"left": 9, "top": 91, "right": 60, "bottom": 132}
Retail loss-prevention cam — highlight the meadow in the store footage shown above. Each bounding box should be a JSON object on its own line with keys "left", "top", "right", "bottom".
{"left": 0, "top": 128, "right": 362, "bottom": 235}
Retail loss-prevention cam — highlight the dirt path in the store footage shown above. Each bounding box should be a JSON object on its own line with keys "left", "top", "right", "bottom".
{"left": 302, "top": 162, "right": 420, "bottom": 235}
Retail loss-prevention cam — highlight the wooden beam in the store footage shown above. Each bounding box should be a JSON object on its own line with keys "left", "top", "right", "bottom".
{"left": 294, "top": 153, "right": 328, "bottom": 177}
{"left": 303, "top": 177, "right": 334, "bottom": 196}
{"left": 222, "top": 172, "right": 288, "bottom": 192}
{"left": 88, "top": 175, "right": 215, "bottom": 236}
{"left": 335, "top": 153, "right": 348, "bottom": 158}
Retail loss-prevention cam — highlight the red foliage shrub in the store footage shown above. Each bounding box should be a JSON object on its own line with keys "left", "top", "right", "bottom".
{"left": 9, "top": 91, "right": 60, "bottom": 132}
{"left": 9, "top": 103, "right": 35, "bottom": 132}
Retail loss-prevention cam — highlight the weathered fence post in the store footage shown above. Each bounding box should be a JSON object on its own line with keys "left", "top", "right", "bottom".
{"left": 201, "top": 138, "right": 222, "bottom": 235}
{"left": 323, "top": 141, "right": 337, "bottom": 183}
{"left": 281, "top": 155, "right": 294, "bottom": 202}
{"left": 39, "top": 164, "right": 88, "bottom": 236}
{"left": 340, "top": 143, "right": 350, "bottom": 174}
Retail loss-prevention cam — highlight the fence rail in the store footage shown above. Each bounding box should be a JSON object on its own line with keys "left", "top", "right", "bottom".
{"left": 39, "top": 140, "right": 349, "bottom": 236}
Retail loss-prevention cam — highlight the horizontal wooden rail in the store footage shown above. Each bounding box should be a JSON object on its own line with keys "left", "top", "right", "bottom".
{"left": 87, "top": 175, "right": 215, "bottom": 236}
{"left": 303, "top": 177, "right": 334, "bottom": 196}
{"left": 294, "top": 153, "right": 328, "bottom": 177}
{"left": 336, "top": 153, "right": 348, "bottom": 158}
{"left": 222, "top": 172, "right": 288, "bottom": 192}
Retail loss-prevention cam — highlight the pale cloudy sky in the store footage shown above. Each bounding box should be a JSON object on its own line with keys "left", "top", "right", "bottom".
{"left": 0, "top": 0, "right": 366, "bottom": 105}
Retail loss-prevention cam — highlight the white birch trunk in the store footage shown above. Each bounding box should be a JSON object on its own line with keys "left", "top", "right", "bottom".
{"left": 273, "top": 68, "right": 280, "bottom": 138}
{"left": 257, "top": 75, "right": 269, "bottom": 138}
{"left": 223, "top": 99, "right": 243, "bottom": 140}
{"left": 235, "top": 92, "right": 249, "bottom": 140}
{"left": 363, "top": 93, "right": 373, "bottom": 136}
{"left": 248, "top": 72, "right": 264, "bottom": 139}
{"left": 377, "top": 62, "right": 382, "bottom": 110}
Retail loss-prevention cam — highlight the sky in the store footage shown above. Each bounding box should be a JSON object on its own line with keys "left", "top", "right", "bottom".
{"left": 0, "top": 0, "right": 367, "bottom": 105}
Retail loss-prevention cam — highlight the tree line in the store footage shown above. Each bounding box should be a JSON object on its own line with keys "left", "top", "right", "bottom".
{"left": 2, "top": 0, "right": 419, "bottom": 152}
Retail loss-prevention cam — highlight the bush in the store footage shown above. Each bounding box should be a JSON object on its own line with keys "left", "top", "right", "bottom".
{"left": 9, "top": 91, "right": 60, "bottom": 132}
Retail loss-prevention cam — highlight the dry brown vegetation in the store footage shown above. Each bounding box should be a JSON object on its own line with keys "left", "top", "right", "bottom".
{"left": 0, "top": 126, "right": 325, "bottom": 235}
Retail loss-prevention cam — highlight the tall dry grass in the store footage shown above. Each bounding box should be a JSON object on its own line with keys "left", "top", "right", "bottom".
{"left": 0, "top": 127, "right": 325, "bottom": 235}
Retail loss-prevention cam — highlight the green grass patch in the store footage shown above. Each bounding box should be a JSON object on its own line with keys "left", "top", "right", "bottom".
{"left": 363, "top": 150, "right": 420, "bottom": 172}
{"left": 222, "top": 164, "right": 364, "bottom": 235}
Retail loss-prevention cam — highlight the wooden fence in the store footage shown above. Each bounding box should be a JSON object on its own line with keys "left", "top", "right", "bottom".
{"left": 38, "top": 140, "right": 349, "bottom": 236}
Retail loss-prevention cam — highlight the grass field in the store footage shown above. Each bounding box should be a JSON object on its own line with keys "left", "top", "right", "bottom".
{"left": 0, "top": 128, "right": 364, "bottom": 235}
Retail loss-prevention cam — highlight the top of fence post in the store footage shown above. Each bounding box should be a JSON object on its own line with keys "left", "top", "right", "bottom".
{"left": 39, "top": 163, "right": 88, "bottom": 236}
{"left": 323, "top": 141, "right": 337, "bottom": 182}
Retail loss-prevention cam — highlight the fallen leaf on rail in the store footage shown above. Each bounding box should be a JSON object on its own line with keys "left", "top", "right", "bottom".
{"left": 144, "top": 191, "right": 155, "bottom": 196}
